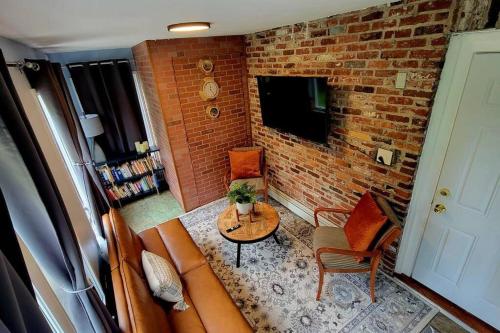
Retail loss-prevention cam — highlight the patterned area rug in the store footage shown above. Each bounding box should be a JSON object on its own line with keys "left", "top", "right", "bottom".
{"left": 179, "top": 198, "right": 437, "bottom": 333}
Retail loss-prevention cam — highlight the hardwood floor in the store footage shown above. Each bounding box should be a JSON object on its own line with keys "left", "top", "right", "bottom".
{"left": 425, "top": 313, "right": 468, "bottom": 333}
{"left": 395, "top": 273, "right": 498, "bottom": 333}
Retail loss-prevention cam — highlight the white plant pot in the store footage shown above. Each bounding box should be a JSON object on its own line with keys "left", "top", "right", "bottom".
{"left": 236, "top": 202, "right": 253, "bottom": 215}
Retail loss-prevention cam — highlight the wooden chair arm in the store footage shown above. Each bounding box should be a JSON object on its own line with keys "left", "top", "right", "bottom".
{"left": 380, "top": 227, "right": 402, "bottom": 251}
{"left": 313, "top": 207, "right": 352, "bottom": 227}
{"left": 263, "top": 164, "right": 269, "bottom": 186}
{"left": 316, "top": 247, "right": 378, "bottom": 258}
{"left": 223, "top": 169, "right": 231, "bottom": 192}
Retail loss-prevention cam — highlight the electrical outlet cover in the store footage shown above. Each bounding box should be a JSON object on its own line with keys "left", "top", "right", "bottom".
{"left": 395, "top": 72, "right": 407, "bottom": 89}
{"left": 376, "top": 148, "right": 393, "bottom": 166}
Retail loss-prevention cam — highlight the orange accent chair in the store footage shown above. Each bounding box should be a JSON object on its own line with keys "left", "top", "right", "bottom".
{"left": 313, "top": 193, "right": 402, "bottom": 302}
{"left": 224, "top": 146, "right": 269, "bottom": 202}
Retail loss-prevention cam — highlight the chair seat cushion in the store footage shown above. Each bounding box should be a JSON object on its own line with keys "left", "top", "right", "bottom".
{"left": 313, "top": 226, "right": 370, "bottom": 270}
{"left": 230, "top": 177, "right": 265, "bottom": 192}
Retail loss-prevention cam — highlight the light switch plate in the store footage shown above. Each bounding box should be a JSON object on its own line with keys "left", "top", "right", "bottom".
{"left": 376, "top": 148, "right": 393, "bottom": 166}
{"left": 395, "top": 72, "right": 407, "bottom": 89}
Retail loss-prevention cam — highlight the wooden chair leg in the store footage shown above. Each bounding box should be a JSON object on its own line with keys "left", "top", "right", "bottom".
{"left": 264, "top": 190, "right": 268, "bottom": 203}
{"left": 316, "top": 267, "right": 324, "bottom": 301}
{"left": 370, "top": 255, "right": 382, "bottom": 303}
{"left": 370, "top": 271, "right": 376, "bottom": 303}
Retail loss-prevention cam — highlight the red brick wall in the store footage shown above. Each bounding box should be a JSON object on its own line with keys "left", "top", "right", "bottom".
{"left": 133, "top": 37, "right": 250, "bottom": 211}
{"left": 245, "top": 0, "right": 458, "bottom": 272}
{"left": 133, "top": 42, "right": 183, "bottom": 207}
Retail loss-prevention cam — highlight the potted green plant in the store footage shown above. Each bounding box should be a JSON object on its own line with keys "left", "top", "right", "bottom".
{"left": 227, "top": 182, "right": 257, "bottom": 215}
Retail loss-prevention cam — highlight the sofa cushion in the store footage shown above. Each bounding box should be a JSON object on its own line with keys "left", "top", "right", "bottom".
{"left": 139, "top": 226, "right": 175, "bottom": 266}
{"left": 110, "top": 208, "right": 144, "bottom": 275}
{"left": 148, "top": 219, "right": 207, "bottom": 275}
{"left": 142, "top": 250, "right": 189, "bottom": 311}
{"left": 167, "top": 290, "right": 206, "bottom": 333}
{"left": 183, "top": 264, "right": 253, "bottom": 333}
{"left": 121, "top": 260, "right": 172, "bottom": 333}
{"left": 139, "top": 222, "right": 206, "bottom": 333}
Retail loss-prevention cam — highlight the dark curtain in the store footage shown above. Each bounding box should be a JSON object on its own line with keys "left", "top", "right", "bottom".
{"left": 0, "top": 51, "right": 117, "bottom": 332}
{"left": 0, "top": 190, "right": 51, "bottom": 333}
{"left": 0, "top": 252, "right": 52, "bottom": 333}
{"left": 24, "top": 59, "right": 110, "bottom": 219}
{"left": 69, "top": 60, "right": 146, "bottom": 158}
{"left": 0, "top": 189, "right": 33, "bottom": 294}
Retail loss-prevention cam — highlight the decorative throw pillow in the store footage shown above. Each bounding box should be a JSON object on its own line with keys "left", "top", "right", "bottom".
{"left": 141, "top": 250, "right": 189, "bottom": 311}
{"left": 229, "top": 150, "right": 262, "bottom": 181}
{"left": 344, "top": 192, "right": 388, "bottom": 261}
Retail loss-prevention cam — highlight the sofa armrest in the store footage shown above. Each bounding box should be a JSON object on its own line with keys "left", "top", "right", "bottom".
{"left": 103, "top": 214, "right": 132, "bottom": 333}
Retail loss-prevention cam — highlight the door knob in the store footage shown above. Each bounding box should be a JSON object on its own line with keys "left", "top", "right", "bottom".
{"left": 434, "top": 203, "right": 446, "bottom": 214}
{"left": 438, "top": 188, "right": 450, "bottom": 197}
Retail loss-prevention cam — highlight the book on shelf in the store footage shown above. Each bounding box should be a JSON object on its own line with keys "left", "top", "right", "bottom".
{"left": 95, "top": 149, "right": 165, "bottom": 204}
{"left": 96, "top": 154, "right": 163, "bottom": 184}
{"left": 150, "top": 151, "right": 162, "bottom": 169}
{"left": 105, "top": 188, "right": 118, "bottom": 201}
{"left": 105, "top": 175, "right": 157, "bottom": 201}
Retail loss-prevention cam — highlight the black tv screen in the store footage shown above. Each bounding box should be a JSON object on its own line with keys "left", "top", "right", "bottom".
{"left": 257, "top": 76, "right": 329, "bottom": 144}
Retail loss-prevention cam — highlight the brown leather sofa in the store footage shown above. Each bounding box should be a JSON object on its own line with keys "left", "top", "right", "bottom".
{"left": 103, "top": 208, "right": 253, "bottom": 333}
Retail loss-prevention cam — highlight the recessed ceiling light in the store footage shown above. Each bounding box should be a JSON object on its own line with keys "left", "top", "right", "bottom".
{"left": 167, "top": 22, "right": 211, "bottom": 32}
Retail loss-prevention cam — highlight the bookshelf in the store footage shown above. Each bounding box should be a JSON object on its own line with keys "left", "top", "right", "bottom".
{"left": 95, "top": 148, "right": 168, "bottom": 208}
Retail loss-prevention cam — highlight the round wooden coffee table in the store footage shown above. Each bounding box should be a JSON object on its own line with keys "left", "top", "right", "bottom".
{"left": 217, "top": 202, "right": 280, "bottom": 267}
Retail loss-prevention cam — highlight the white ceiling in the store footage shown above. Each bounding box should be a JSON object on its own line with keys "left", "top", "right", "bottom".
{"left": 0, "top": 0, "right": 391, "bottom": 53}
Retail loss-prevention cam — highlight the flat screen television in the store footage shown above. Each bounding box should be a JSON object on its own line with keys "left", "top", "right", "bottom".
{"left": 257, "top": 76, "right": 329, "bottom": 144}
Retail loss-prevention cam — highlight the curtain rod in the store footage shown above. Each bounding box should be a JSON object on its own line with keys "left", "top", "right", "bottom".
{"left": 6, "top": 59, "right": 131, "bottom": 70}
{"left": 6, "top": 60, "right": 40, "bottom": 71}
{"left": 67, "top": 59, "right": 130, "bottom": 68}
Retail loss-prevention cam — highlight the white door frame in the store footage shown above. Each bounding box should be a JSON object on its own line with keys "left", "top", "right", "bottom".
{"left": 395, "top": 29, "right": 500, "bottom": 276}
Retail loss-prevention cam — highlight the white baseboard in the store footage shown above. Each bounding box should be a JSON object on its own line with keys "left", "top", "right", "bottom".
{"left": 268, "top": 185, "right": 337, "bottom": 227}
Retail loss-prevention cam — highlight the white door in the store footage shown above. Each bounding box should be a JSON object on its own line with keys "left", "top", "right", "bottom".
{"left": 412, "top": 52, "right": 500, "bottom": 329}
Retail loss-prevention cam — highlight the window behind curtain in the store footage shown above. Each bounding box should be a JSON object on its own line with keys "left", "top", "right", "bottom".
{"left": 36, "top": 93, "right": 104, "bottom": 251}
{"left": 132, "top": 71, "right": 157, "bottom": 146}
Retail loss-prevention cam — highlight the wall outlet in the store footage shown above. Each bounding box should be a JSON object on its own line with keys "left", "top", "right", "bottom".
{"left": 376, "top": 148, "right": 393, "bottom": 166}
{"left": 395, "top": 72, "right": 407, "bottom": 89}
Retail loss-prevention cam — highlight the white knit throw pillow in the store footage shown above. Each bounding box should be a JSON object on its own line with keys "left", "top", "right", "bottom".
{"left": 141, "top": 250, "right": 189, "bottom": 311}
